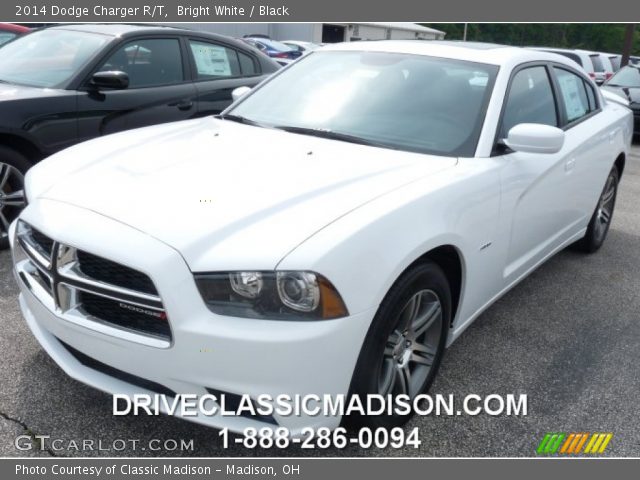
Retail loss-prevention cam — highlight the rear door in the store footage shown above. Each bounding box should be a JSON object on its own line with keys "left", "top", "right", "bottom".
{"left": 550, "top": 66, "right": 612, "bottom": 224}
{"left": 186, "top": 37, "right": 269, "bottom": 116}
{"left": 76, "top": 36, "right": 197, "bottom": 142}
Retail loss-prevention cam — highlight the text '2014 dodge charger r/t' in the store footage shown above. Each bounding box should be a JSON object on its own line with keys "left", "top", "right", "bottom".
{"left": 9, "top": 41, "right": 632, "bottom": 434}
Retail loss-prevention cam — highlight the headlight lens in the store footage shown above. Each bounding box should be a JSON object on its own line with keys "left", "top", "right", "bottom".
{"left": 276, "top": 271, "right": 319, "bottom": 312}
{"left": 195, "top": 271, "right": 348, "bottom": 320}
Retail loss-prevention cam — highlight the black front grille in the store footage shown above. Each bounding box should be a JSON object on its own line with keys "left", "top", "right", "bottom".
{"left": 58, "top": 339, "right": 176, "bottom": 397}
{"left": 29, "top": 228, "right": 54, "bottom": 256}
{"left": 76, "top": 250, "right": 158, "bottom": 295}
{"left": 79, "top": 291, "right": 171, "bottom": 340}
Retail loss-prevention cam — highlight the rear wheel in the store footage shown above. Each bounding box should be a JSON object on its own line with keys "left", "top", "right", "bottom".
{"left": 574, "top": 166, "right": 619, "bottom": 253}
{"left": 0, "top": 147, "right": 30, "bottom": 250}
{"left": 346, "top": 261, "right": 450, "bottom": 429}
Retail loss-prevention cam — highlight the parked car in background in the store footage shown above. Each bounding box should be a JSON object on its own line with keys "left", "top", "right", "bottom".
{"left": 242, "top": 37, "right": 303, "bottom": 61}
{"left": 592, "top": 52, "right": 614, "bottom": 84}
{"left": 0, "top": 24, "right": 279, "bottom": 248}
{"left": 605, "top": 53, "right": 622, "bottom": 72}
{"left": 529, "top": 47, "right": 609, "bottom": 84}
{"left": 0, "top": 23, "right": 29, "bottom": 45}
{"left": 282, "top": 40, "right": 322, "bottom": 55}
{"left": 602, "top": 64, "right": 640, "bottom": 135}
{"left": 11, "top": 42, "right": 631, "bottom": 432}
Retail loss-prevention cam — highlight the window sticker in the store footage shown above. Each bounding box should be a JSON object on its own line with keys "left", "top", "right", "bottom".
{"left": 191, "top": 42, "right": 231, "bottom": 76}
{"left": 558, "top": 74, "right": 587, "bottom": 120}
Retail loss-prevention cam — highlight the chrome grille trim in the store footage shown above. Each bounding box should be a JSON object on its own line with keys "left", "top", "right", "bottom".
{"left": 17, "top": 234, "right": 52, "bottom": 270}
{"left": 14, "top": 221, "right": 171, "bottom": 348}
{"left": 56, "top": 245, "right": 163, "bottom": 305}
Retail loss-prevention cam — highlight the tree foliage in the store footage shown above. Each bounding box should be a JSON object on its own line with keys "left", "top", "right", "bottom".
{"left": 423, "top": 24, "right": 639, "bottom": 54}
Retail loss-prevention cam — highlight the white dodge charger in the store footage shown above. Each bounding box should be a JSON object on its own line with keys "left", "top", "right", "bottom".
{"left": 9, "top": 41, "right": 633, "bottom": 433}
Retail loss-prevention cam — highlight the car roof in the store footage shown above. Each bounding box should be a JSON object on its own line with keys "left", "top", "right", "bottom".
{"left": 323, "top": 40, "right": 578, "bottom": 67}
{"left": 44, "top": 23, "right": 230, "bottom": 41}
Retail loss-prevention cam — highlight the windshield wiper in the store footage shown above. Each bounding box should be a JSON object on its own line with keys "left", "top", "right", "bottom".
{"left": 217, "top": 113, "right": 267, "bottom": 127}
{"left": 272, "top": 125, "right": 393, "bottom": 149}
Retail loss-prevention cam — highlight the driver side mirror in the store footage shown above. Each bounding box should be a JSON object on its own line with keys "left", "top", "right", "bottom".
{"left": 232, "top": 86, "right": 252, "bottom": 102}
{"left": 503, "top": 123, "right": 565, "bottom": 155}
{"left": 91, "top": 71, "right": 129, "bottom": 90}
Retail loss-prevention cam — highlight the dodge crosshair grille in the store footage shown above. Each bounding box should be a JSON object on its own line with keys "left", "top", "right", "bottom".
{"left": 13, "top": 221, "right": 171, "bottom": 347}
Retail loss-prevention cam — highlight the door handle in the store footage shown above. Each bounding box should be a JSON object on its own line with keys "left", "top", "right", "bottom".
{"left": 565, "top": 158, "right": 576, "bottom": 172}
{"left": 171, "top": 100, "right": 193, "bottom": 111}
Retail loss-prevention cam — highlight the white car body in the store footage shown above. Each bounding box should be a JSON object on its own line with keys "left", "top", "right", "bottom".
{"left": 10, "top": 41, "right": 633, "bottom": 434}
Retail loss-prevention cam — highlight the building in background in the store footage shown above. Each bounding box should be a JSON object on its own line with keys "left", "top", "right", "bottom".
{"left": 166, "top": 23, "right": 446, "bottom": 43}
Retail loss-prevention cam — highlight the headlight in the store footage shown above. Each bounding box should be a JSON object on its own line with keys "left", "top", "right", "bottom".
{"left": 194, "top": 271, "right": 348, "bottom": 320}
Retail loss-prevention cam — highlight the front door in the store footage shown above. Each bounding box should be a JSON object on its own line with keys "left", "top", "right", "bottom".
{"left": 76, "top": 37, "right": 197, "bottom": 142}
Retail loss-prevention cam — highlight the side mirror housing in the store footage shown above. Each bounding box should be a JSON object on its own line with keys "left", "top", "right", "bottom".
{"left": 232, "top": 86, "right": 252, "bottom": 102}
{"left": 91, "top": 71, "right": 129, "bottom": 90}
{"left": 503, "top": 123, "right": 565, "bottom": 155}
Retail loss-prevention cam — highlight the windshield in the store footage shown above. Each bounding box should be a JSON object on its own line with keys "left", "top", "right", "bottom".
{"left": 609, "top": 56, "right": 621, "bottom": 71}
{"left": 228, "top": 51, "right": 498, "bottom": 157}
{"left": 590, "top": 54, "right": 605, "bottom": 72}
{"left": 608, "top": 66, "right": 640, "bottom": 88}
{"left": 0, "top": 29, "right": 110, "bottom": 88}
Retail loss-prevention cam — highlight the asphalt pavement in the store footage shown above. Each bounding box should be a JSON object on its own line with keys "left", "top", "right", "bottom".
{"left": 1, "top": 145, "right": 639, "bottom": 457}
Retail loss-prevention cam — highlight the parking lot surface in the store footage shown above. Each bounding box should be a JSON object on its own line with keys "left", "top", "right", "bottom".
{"left": 1, "top": 145, "right": 639, "bottom": 457}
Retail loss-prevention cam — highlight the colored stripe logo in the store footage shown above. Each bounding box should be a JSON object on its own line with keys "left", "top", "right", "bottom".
{"left": 537, "top": 432, "right": 613, "bottom": 455}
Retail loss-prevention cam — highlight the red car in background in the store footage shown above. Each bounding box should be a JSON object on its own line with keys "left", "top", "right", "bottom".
{"left": 0, "top": 24, "right": 30, "bottom": 46}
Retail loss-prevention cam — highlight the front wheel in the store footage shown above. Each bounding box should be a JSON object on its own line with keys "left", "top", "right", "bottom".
{"left": 573, "top": 166, "right": 619, "bottom": 253}
{"left": 346, "top": 261, "right": 450, "bottom": 429}
{"left": 0, "top": 147, "right": 30, "bottom": 250}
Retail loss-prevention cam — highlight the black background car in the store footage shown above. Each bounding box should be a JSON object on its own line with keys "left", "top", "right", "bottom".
{"left": 0, "top": 24, "right": 280, "bottom": 247}
{"left": 602, "top": 64, "right": 640, "bottom": 136}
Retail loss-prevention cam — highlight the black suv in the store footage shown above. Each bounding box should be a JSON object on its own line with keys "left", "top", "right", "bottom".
{"left": 0, "top": 24, "right": 279, "bottom": 247}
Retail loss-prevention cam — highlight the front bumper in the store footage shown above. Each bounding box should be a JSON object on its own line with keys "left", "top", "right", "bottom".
{"left": 12, "top": 199, "right": 375, "bottom": 434}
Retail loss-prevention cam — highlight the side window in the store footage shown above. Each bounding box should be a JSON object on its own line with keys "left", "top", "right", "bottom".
{"left": 238, "top": 51, "right": 259, "bottom": 75}
{"left": 554, "top": 68, "right": 592, "bottom": 123}
{"left": 501, "top": 66, "right": 557, "bottom": 138}
{"left": 97, "top": 38, "right": 184, "bottom": 88}
{"left": 584, "top": 78, "right": 598, "bottom": 112}
{"left": 189, "top": 40, "right": 242, "bottom": 79}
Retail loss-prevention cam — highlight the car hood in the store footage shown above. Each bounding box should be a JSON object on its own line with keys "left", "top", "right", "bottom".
{"left": 0, "top": 82, "right": 63, "bottom": 101}
{"left": 602, "top": 85, "right": 640, "bottom": 106}
{"left": 29, "top": 117, "right": 457, "bottom": 271}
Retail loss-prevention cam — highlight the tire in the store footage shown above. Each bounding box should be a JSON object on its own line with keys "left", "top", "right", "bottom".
{"left": 345, "top": 261, "right": 451, "bottom": 429}
{"left": 0, "top": 146, "right": 31, "bottom": 250}
{"left": 573, "top": 166, "right": 619, "bottom": 254}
